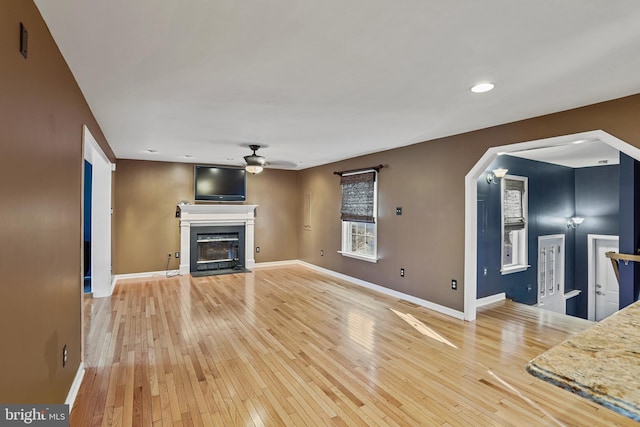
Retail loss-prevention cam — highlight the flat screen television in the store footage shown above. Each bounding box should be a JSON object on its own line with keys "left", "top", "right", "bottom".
{"left": 194, "top": 166, "right": 246, "bottom": 202}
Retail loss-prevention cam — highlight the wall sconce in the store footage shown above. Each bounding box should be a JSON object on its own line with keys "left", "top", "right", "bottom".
{"left": 486, "top": 168, "right": 508, "bottom": 184}
{"left": 567, "top": 217, "right": 585, "bottom": 228}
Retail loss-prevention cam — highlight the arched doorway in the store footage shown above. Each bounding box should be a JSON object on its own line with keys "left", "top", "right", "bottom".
{"left": 463, "top": 130, "right": 640, "bottom": 321}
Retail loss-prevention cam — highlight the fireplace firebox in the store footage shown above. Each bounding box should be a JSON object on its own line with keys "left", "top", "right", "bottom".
{"left": 190, "top": 225, "right": 246, "bottom": 276}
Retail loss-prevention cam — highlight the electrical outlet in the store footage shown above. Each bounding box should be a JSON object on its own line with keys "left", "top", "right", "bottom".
{"left": 320, "top": 250, "right": 324, "bottom": 256}
{"left": 483, "top": 267, "right": 488, "bottom": 276}
{"left": 451, "top": 279, "right": 457, "bottom": 290}
{"left": 62, "top": 344, "right": 67, "bottom": 367}
{"left": 175, "top": 252, "right": 180, "bottom": 259}
{"left": 400, "top": 268, "right": 405, "bottom": 277}
{"left": 256, "top": 246, "right": 260, "bottom": 253}
{"left": 167, "top": 253, "right": 172, "bottom": 259}
{"left": 395, "top": 207, "right": 402, "bottom": 215}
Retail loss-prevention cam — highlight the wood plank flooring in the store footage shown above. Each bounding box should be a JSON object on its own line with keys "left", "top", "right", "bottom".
{"left": 71, "top": 265, "right": 636, "bottom": 426}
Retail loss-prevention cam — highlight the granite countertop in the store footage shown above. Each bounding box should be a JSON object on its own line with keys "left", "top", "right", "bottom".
{"left": 526, "top": 301, "right": 640, "bottom": 421}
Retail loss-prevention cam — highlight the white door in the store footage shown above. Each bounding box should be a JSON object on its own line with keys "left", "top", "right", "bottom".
{"left": 538, "top": 235, "right": 565, "bottom": 314}
{"left": 594, "top": 239, "right": 619, "bottom": 321}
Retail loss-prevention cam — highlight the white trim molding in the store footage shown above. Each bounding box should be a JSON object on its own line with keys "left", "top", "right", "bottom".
{"left": 476, "top": 292, "right": 506, "bottom": 307}
{"left": 253, "top": 260, "right": 299, "bottom": 268}
{"left": 564, "top": 289, "right": 581, "bottom": 300}
{"left": 112, "top": 270, "right": 180, "bottom": 284}
{"left": 65, "top": 362, "right": 85, "bottom": 408}
{"left": 587, "top": 234, "right": 619, "bottom": 320}
{"left": 298, "top": 261, "right": 465, "bottom": 320}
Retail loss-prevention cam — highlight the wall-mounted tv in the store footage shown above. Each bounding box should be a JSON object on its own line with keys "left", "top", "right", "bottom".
{"left": 194, "top": 166, "right": 246, "bottom": 202}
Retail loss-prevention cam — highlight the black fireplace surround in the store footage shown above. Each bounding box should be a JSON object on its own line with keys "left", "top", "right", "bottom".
{"left": 189, "top": 225, "right": 247, "bottom": 276}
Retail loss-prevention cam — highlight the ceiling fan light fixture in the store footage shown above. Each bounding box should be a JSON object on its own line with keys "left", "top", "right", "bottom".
{"left": 244, "top": 144, "right": 265, "bottom": 174}
{"left": 245, "top": 164, "right": 264, "bottom": 174}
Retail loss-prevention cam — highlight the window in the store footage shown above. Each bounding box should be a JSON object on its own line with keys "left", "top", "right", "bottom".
{"left": 339, "top": 170, "right": 378, "bottom": 262}
{"left": 501, "top": 175, "right": 528, "bottom": 274}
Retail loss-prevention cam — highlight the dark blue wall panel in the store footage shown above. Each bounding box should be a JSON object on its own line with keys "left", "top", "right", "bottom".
{"left": 477, "top": 156, "right": 574, "bottom": 304}
{"left": 84, "top": 160, "right": 92, "bottom": 241}
{"left": 619, "top": 153, "right": 640, "bottom": 308}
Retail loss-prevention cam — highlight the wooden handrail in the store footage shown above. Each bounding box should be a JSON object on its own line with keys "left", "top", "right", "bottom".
{"left": 605, "top": 252, "right": 640, "bottom": 263}
{"left": 604, "top": 251, "right": 640, "bottom": 284}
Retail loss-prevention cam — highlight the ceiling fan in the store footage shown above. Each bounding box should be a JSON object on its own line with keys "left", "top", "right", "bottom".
{"left": 243, "top": 144, "right": 298, "bottom": 173}
{"left": 244, "top": 144, "right": 266, "bottom": 174}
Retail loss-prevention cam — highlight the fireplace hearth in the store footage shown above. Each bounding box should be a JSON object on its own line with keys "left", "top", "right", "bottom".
{"left": 179, "top": 204, "right": 257, "bottom": 276}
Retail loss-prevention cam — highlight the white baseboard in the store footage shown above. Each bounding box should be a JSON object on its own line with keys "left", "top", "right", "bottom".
{"left": 65, "top": 362, "right": 85, "bottom": 408}
{"left": 297, "top": 261, "right": 465, "bottom": 320}
{"left": 476, "top": 292, "right": 506, "bottom": 307}
{"left": 253, "top": 260, "right": 298, "bottom": 268}
{"left": 110, "top": 270, "right": 181, "bottom": 292}
{"left": 94, "top": 274, "right": 117, "bottom": 298}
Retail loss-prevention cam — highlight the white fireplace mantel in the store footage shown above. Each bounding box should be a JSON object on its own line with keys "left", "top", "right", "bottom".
{"left": 179, "top": 204, "right": 258, "bottom": 274}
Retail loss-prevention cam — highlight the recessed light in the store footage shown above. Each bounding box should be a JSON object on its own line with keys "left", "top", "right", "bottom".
{"left": 572, "top": 139, "right": 587, "bottom": 145}
{"left": 470, "top": 82, "right": 495, "bottom": 93}
{"left": 147, "top": 149, "right": 157, "bottom": 153}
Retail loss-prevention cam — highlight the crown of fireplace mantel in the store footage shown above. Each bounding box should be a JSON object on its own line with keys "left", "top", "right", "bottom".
{"left": 178, "top": 204, "right": 258, "bottom": 274}
{"left": 179, "top": 203, "right": 257, "bottom": 219}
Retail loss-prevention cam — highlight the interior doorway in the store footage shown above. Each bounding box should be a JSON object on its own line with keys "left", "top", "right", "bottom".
{"left": 464, "top": 129, "right": 640, "bottom": 321}
{"left": 588, "top": 234, "right": 619, "bottom": 321}
{"left": 82, "top": 125, "right": 113, "bottom": 298}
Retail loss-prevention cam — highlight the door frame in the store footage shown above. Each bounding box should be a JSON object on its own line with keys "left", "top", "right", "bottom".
{"left": 587, "top": 234, "right": 619, "bottom": 321}
{"left": 83, "top": 125, "right": 114, "bottom": 298}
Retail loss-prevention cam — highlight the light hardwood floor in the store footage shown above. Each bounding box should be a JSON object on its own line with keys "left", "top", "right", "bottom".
{"left": 71, "top": 265, "right": 636, "bottom": 426}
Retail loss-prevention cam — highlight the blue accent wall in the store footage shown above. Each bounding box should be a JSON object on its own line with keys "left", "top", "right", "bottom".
{"left": 619, "top": 153, "right": 640, "bottom": 308}
{"left": 477, "top": 156, "right": 574, "bottom": 304}
{"left": 478, "top": 156, "right": 620, "bottom": 318}
{"left": 84, "top": 160, "right": 92, "bottom": 242}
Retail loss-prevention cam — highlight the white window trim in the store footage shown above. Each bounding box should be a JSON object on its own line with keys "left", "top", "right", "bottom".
{"left": 340, "top": 170, "right": 378, "bottom": 262}
{"left": 337, "top": 250, "right": 378, "bottom": 263}
{"left": 500, "top": 174, "right": 529, "bottom": 275}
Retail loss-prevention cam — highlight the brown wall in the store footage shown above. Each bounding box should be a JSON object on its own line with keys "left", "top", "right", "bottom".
{"left": 113, "top": 161, "right": 299, "bottom": 274}
{"left": 0, "top": 1, "right": 114, "bottom": 403}
{"left": 298, "top": 94, "right": 640, "bottom": 311}
{"left": 247, "top": 168, "right": 300, "bottom": 263}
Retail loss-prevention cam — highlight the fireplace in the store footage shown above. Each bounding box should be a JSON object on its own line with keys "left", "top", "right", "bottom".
{"left": 178, "top": 204, "right": 257, "bottom": 276}
{"left": 190, "top": 225, "right": 246, "bottom": 275}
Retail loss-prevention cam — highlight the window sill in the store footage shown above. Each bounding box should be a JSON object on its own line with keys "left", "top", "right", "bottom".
{"left": 500, "top": 264, "right": 530, "bottom": 275}
{"left": 338, "top": 251, "right": 378, "bottom": 263}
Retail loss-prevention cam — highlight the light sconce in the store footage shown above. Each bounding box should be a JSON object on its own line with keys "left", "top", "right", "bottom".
{"left": 486, "top": 168, "right": 508, "bottom": 184}
{"left": 567, "top": 217, "right": 585, "bottom": 229}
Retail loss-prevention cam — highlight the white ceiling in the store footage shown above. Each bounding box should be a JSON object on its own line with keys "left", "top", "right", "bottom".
{"left": 34, "top": 1, "right": 640, "bottom": 170}
{"left": 507, "top": 139, "right": 620, "bottom": 168}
